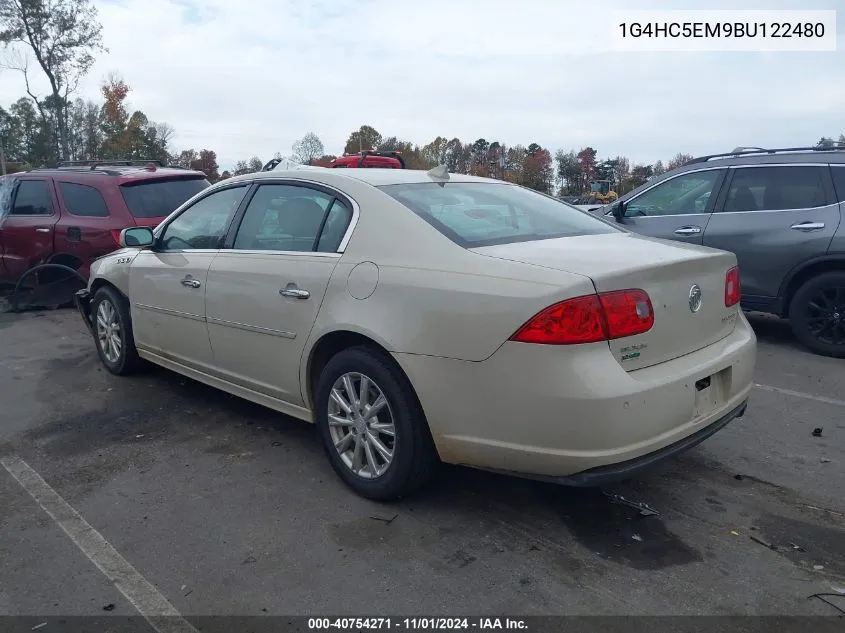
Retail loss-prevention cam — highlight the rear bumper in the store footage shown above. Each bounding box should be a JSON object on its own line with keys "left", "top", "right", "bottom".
{"left": 75, "top": 288, "right": 94, "bottom": 335}
{"left": 494, "top": 398, "right": 748, "bottom": 487}
{"left": 393, "top": 311, "right": 757, "bottom": 480}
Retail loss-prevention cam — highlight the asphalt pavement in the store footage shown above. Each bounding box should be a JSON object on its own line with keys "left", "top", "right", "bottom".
{"left": 0, "top": 308, "right": 843, "bottom": 622}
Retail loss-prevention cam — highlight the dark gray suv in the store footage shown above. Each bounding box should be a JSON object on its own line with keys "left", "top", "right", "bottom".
{"left": 596, "top": 145, "right": 845, "bottom": 358}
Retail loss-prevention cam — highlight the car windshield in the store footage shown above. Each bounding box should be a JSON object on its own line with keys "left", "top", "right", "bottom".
{"left": 378, "top": 182, "right": 618, "bottom": 247}
{"left": 120, "top": 177, "right": 211, "bottom": 218}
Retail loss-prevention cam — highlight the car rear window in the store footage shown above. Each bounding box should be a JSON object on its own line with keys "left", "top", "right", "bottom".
{"left": 120, "top": 177, "right": 211, "bottom": 218}
{"left": 378, "top": 182, "right": 618, "bottom": 247}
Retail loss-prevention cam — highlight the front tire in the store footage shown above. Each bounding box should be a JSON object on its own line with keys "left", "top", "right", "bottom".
{"left": 91, "top": 286, "right": 145, "bottom": 375}
{"left": 315, "top": 346, "right": 438, "bottom": 500}
{"left": 788, "top": 271, "right": 845, "bottom": 358}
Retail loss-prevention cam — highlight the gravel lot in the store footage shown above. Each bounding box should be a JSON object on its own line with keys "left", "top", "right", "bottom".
{"left": 1, "top": 308, "right": 843, "bottom": 622}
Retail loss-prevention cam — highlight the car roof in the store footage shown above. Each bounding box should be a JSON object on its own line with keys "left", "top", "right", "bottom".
{"left": 224, "top": 167, "right": 504, "bottom": 188}
{"left": 18, "top": 164, "right": 206, "bottom": 182}
{"left": 679, "top": 148, "right": 845, "bottom": 171}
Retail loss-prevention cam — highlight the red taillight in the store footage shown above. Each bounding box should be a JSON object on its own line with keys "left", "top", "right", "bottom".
{"left": 725, "top": 266, "right": 740, "bottom": 307}
{"left": 510, "top": 289, "right": 654, "bottom": 345}
{"left": 110, "top": 229, "right": 124, "bottom": 246}
{"left": 599, "top": 289, "right": 655, "bottom": 339}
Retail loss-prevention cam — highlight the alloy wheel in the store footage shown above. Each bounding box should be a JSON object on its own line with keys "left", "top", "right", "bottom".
{"left": 805, "top": 285, "right": 845, "bottom": 346}
{"left": 327, "top": 372, "right": 396, "bottom": 479}
{"left": 96, "top": 299, "right": 122, "bottom": 363}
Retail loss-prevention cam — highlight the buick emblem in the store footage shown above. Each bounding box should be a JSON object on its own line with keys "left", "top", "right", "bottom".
{"left": 688, "top": 284, "right": 702, "bottom": 313}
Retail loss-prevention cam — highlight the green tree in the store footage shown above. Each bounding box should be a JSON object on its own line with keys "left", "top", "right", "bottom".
{"left": 554, "top": 149, "right": 581, "bottom": 194}
{"left": 344, "top": 125, "right": 382, "bottom": 155}
{"left": 1, "top": 0, "right": 107, "bottom": 160}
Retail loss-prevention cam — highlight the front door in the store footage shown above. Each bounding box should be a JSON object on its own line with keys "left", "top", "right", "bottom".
{"left": 616, "top": 168, "right": 727, "bottom": 244}
{"left": 0, "top": 178, "right": 60, "bottom": 283}
{"left": 205, "top": 182, "right": 354, "bottom": 405}
{"left": 129, "top": 184, "right": 249, "bottom": 370}
{"left": 702, "top": 165, "right": 841, "bottom": 304}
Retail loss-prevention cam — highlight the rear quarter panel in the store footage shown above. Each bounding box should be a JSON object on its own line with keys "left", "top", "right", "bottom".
{"left": 301, "top": 179, "right": 598, "bottom": 363}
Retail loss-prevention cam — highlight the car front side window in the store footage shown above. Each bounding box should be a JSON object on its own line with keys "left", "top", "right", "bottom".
{"left": 11, "top": 180, "right": 54, "bottom": 216}
{"left": 159, "top": 185, "right": 247, "bottom": 250}
{"left": 625, "top": 170, "right": 723, "bottom": 217}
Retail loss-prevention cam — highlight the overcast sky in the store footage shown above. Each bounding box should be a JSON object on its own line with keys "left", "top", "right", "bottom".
{"left": 1, "top": 0, "right": 843, "bottom": 170}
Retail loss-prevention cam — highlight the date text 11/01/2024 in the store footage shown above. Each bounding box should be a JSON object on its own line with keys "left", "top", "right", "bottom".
{"left": 308, "top": 618, "right": 528, "bottom": 630}
{"left": 618, "top": 22, "right": 825, "bottom": 39}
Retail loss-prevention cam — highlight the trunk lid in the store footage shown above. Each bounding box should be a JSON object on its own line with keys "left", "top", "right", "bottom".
{"left": 472, "top": 232, "right": 739, "bottom": 371}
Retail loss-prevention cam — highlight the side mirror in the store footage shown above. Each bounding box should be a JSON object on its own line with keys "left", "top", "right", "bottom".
{"left": 120, "top": 227, "right": 154, "bottom": 248}
{"left": 611, "top": 201, "right": 625, "bottom": 222}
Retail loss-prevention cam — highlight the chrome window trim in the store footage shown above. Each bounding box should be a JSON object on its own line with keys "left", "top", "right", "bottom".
{"left": 606, "top": 166, "right": 726, "bottom": 218}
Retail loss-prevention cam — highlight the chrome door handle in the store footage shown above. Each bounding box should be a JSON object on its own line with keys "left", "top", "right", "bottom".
{"left": 790, "top": 222, "right": 825, "bottom": 231}
{"left": 674, "top": 226, "right": 702, "bottom": 235}
{"left": 35, "top": 227, "right": 51, "bottom": 233}
{"left": 180, "top": 277, "right": 201, "bottom": 288}
{"left": 280, "top": 283, "right": 310, "bottom": 299}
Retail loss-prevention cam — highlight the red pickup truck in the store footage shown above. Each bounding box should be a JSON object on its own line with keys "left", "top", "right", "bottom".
{"left": 330, "top": 150, "right": 405, "bottom": 168}
{"left": 0, "top": 161, "right": 210, "bottom": 288}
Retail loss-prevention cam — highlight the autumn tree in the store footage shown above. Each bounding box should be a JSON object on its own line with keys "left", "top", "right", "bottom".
{"left": 291, "top": 132, "right": 324, "bottom": 164}
{"left": 99, "top": 75, "right": 129, "bottom": 156}
{"left": 666, "top": 153, "right": 693, "bottom": 171}
{"left": 173, "top": 149, "right": 198, "bottom": 170}
{"left": 344, "top": 125, "right": 382, "bottom": 155}
{"left": 194, "top": 149, "right": 219, "bottom": 181}
{"left": 0, "top": 0, "right": 107, "bottom": 160}
{"left": 577, "top": 147, "right": 597, "bottom": 191}
{"left": 522, "top": 146, "right": 553, "bottom": 193}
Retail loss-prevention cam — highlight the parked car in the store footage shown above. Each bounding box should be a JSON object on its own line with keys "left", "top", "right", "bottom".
{"left": 0, "top": 160, "right": 210, "bottom": 288}
{"left": 594, "top": 145, "right": 845, "bottom": 358}
{"left": 75, "top": 166, "right": 756, "bottom": 500}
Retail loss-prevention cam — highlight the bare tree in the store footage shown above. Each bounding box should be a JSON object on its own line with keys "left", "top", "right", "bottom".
{"left": 1, "top": 0, "right": 106, "bottom": 160}
{"left": 291, "top": 132, "right": 324, "bottom": 165}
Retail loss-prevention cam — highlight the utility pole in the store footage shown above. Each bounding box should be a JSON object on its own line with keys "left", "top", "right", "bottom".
{"left": 0, "top": 136, "right": 6, "bottom": 176}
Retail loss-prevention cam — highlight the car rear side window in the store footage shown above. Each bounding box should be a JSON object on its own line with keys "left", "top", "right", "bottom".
{"left": 831, "top": 166, "right": 845, "bottom": 202}
{"left": 378, "top": 182, "right": 617, "bottom": 247}
{"left": 11, "top": 180, "right": 53, "bottom": 216}
{"left": 120, "top": 177, "right": 211, "bottom": 218}
{"left": 232, "top": 184, "right": 349, "bottom": 252}
{"left": 724, "top": 166, "right": 828, "bottom": 212}
{"left": 58, "top": 182, "right": 109, "bottom": 217}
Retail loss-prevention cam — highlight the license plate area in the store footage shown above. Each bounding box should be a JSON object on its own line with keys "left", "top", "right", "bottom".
{"left": 693, "top": 366, "right": 732, "bottom": 419}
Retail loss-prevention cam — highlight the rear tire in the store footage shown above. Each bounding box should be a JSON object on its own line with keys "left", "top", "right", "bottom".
{"left": 315, "top": 346, "right": 438, "bottom": 500}
{"left": 91, "top": 286, "right": 145, "bottom": 375}
{"left": 788, "top": 271, "right": 845, "bottom": 358}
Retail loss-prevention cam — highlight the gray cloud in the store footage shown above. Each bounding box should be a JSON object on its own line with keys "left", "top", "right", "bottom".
{"left": 1, "top": 0, "right": 842, "bottom": 169}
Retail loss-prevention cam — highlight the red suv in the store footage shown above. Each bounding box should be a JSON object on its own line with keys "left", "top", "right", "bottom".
{"left": 330, "top": 150, "right": 405, "bottom": 168}
{"left": 0, "top": 160, "right": 210, "bottom": 287}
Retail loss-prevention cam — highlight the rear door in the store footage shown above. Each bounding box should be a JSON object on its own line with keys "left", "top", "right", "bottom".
{"left": 205, "top": 181, "right": 354, "bottom": 406}
{"left": 702, "top": 164, "right": 840, "bottom": 305}
{"left": 615, "top": 168, "right": 727, "bottom": 244}
{"left": 54, "top": 181, "right": 117, "bottom": 266}
{"left": 0, "top": 177, "right": 60, "bottom": 282}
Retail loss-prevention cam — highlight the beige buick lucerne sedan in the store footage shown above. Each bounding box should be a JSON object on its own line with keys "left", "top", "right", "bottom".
{"left": 76, "top": 165, "right": 756, "bottom": 500}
